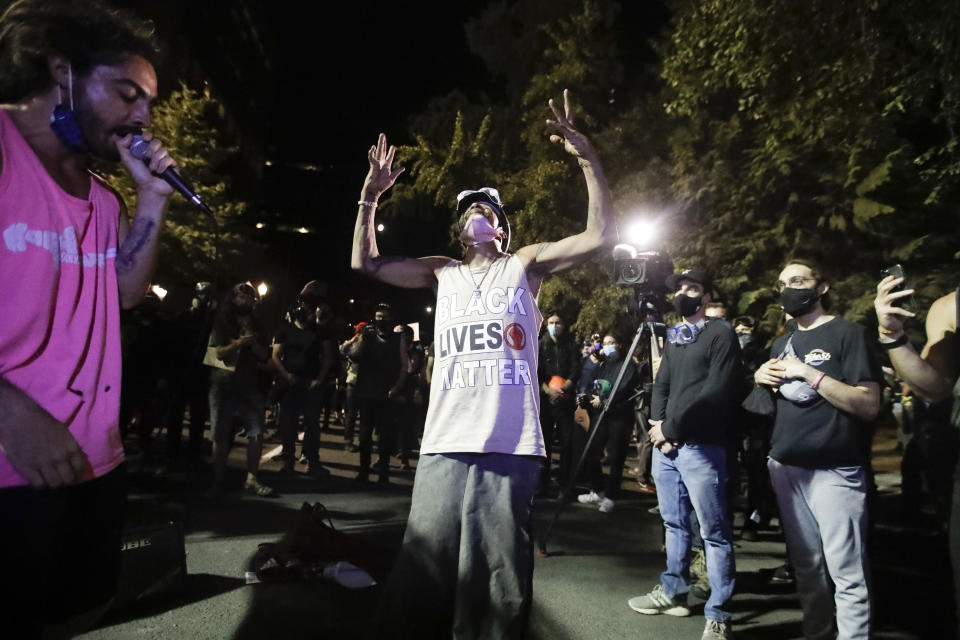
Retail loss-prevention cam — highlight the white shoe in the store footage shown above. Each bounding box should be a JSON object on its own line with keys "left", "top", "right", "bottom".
{"left": 598, "top": 497, "right": 615, "bottom": 513}
{"left": 577, "top": 490, "right": 605, "bottom": 505}
{"left": 701, "top": 618, "right": 734, "bottom": 639}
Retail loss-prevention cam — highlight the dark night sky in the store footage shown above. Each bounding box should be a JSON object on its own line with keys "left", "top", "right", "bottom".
{"left": 122, "top": 0, "right": 668, "bottom": 326}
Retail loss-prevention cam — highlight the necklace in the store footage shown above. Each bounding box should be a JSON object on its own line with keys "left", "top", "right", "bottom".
{"left": 462, "top": 262, "right": 494, "bottom": 299}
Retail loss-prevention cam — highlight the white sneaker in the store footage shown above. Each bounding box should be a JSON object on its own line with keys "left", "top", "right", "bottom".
{"left": 701, "top": 618, "right": 733, "bottom": 639}
{"left": 627, "top": 584, "right": 690, "bottom": 617}
{"left": 598, "top": 497, "right": 616, "bottom": 513}
{"left": 577, "top": 490, "right": 605, "bottom": 505}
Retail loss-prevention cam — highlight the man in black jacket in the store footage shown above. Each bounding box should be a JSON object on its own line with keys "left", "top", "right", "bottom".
{"left": 538, "top": 314, "right": 582, "bottom": 494}
{"left": 627, "top": 269, "right": 741, "bottom": 640}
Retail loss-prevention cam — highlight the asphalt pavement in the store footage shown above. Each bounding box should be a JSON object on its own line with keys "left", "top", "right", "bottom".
{"left": 78, "top": 420, "right": 951, "bottom": 640}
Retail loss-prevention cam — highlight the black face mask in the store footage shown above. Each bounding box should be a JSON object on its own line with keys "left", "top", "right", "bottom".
{"left": 673, "top": 294, "right": 703, "bottom": 318}
{"left": 235, "top": 304, "right": 252, "bottom": 316}
{"left": 779, "top": 287, "right": 820, "bottom": 318}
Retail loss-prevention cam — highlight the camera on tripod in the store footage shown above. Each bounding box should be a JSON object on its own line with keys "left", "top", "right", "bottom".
{"left": 613, "top": 245, "right": 673, "bottom": 297}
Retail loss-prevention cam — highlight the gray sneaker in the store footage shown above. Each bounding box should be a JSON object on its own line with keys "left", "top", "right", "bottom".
{"left": 627, "top": 584, "right": 691, "bottom": 617}
{"left": 701, "top": 619, "right": 733, "bottom": 639}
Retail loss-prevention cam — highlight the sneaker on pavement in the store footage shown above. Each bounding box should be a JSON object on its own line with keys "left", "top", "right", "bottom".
{"left": 627, "top": 584, "right": 690, "bottom": 617}
{"left": 690, "top": 546, "right": 711, "bottom": 599}
{"left": 770, "top": 563, "right": 795, "bottom": 584}
{"left": 578, "top": 490, "right": 605, "bottom": 505}
{"left": 598, "top": 497, "right": 616, "bottom": 513}
{"left": 637, "top": 481, "right": 657, "bottom": 494}
{"left": 702, "top": 619, "right": 734, "bottom": 640}
{"left": 245, "top": 476, "right": 276, "bottom": 497}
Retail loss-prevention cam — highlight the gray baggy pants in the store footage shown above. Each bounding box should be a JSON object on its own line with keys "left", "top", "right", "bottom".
{"left": 768, "top": 458, "right": 871, "bottom": 640}
{"left": 373, "top": 452, "right": 542, "bottom": 640}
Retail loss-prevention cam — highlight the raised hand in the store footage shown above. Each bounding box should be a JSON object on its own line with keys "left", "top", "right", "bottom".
{"left": 361, "top": 133, "right": 405, "bottom": 200}
{"left": 546, "top": 89, "right": 597, "bottom": 163}
{"left": 875, "top": 275, "right": 916, "bottom": 336}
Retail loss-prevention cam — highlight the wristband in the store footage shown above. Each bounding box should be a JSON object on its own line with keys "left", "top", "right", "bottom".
{"left": 879, "top": 334, "right": 909, "bottom": 350}
{"left": 810, "top": 372, "right": 826, "bottom": 390}
{"left": 357, "top": 200, "right": 377, "bottom": 208}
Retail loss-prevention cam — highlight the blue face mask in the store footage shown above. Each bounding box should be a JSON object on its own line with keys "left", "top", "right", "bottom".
{"left": 602, "top": 344, "right": 617, "bottom": 358}
{"left": 666, "top": 323, "right": 701, "bottom": 345}
{"left": 49, "top": 68, "right": 89, "bottom": 154}
{"left": 50, "top": 103, "right": 89, "bottom": 154}
{"left": 547, "top": 324, "right": 558, "bottom": 338}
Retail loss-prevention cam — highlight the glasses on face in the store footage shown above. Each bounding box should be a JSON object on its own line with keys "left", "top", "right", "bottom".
{"left": 775, "top": 276, "right": 817, "bottom": 293}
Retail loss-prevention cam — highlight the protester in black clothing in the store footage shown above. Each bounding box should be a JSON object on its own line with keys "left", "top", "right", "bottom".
{"left": 207, "top": 283, "right": 275, "bottom": 497}
{"left": 165, "top": 282, "right": 216, "bottom": 465}
{"left": 538, "top": 314, "right": 582, "bottom": 494}
{"left": 271, "top": 295, "right": 331, "bottom": 477}
{"left": 577, "top": 335, "right": 638, "bottom": 512}
{"left": 345, "top": 303, "right": 408, "bottom": 483}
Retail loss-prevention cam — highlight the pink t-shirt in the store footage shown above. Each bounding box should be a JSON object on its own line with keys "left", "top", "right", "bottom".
{"left": 0, "top": 109, "right": 124, "bottom": 487}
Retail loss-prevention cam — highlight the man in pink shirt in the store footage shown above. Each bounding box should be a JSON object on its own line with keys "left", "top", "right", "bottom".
{"left": 0, "top": 1, "right": 175, "bottom": 635}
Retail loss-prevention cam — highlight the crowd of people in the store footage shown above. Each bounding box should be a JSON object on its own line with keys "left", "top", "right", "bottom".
{"left": 1, "top": 2, "right": 958, "bottom": 639}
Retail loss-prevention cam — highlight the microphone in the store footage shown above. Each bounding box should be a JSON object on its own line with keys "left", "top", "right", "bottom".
{"left": 129, "top": 135, "right": 213, "bottom": 216}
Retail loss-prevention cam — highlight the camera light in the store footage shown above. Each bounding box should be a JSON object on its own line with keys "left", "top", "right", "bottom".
{"left": 257, "top": 282, "right": 269, "bottom": 297}
{"left": 626, "top": 219, "right": 657, "bottom": 248}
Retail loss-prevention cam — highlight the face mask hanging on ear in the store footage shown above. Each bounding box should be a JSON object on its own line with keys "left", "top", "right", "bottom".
{"left": 50, "top": 65, "right": 88, "bottom": 153}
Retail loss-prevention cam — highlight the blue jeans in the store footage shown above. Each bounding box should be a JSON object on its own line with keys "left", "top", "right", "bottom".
{"left": 653, "top": 443, "right": 736, "bottom": 622}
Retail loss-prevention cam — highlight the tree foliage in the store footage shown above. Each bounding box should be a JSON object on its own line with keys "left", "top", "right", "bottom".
{"left": 387, "top": 0, "right": 960, "bottom": 343}
{"left": 659, "top": 0, "right": 960, "bottom": 331}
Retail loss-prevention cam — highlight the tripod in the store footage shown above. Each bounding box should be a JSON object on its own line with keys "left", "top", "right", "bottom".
{"left": 538, "top": 290, "right": 663, "bottom": 556}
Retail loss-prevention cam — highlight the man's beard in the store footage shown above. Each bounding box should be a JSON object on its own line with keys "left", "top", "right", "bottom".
{"left": 76, "top": 105, "right": 139, "bottom": 162}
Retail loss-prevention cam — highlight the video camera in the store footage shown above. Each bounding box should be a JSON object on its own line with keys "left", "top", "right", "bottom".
{"left": 613, "top": 248, "right": 673, "bottom": 298}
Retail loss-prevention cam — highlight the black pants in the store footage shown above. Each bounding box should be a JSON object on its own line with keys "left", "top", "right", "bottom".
{"left": 0, "top": 465, "right": 127, "bottom": 637}
{"left": 583, "top": 410, "right": 634, "bottom": 499}
{"left": 540, "top": 399, "right": 581, "bottom": 487}
{"left": 358, "top": 396, "right": 396, "bottom": 477}
{"left": 278, "top": 382, "right": 323, "bottom": 465}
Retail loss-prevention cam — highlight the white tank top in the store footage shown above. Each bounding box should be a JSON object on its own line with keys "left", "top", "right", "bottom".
{"left": 421, "top": 254, "right": 545, "bottom": 457}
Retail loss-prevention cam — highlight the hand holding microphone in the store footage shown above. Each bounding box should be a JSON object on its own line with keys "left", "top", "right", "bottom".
{"left": 117, "top": 132, "right": 213, "bottom": 215}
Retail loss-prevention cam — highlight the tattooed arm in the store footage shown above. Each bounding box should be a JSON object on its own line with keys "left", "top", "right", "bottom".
{"left": 113, "top": 132, "right": 174, "bottom": 309}
{"left": 351, "top": 133, "right": 448, "bottom": 288}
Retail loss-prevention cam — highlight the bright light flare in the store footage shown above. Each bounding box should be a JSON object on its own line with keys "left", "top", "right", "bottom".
{"left": 377, "top": 223, "right": 385, "bottom": 232}
{"left": 150, "top": 284, "right": 167, "bottom": 300}
{"left": 626, "top": 219, "right": 658, "bottom": 248}
{"left": 257, "top": 282, "right": 269, "bottom": 297}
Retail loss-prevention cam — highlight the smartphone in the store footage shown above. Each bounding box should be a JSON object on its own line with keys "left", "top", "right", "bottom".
{"left": 880, "top": 264, "right": 914, "bottom": 312}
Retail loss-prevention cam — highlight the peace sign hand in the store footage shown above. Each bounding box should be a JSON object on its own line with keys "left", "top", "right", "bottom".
{"left": 546, "top": 89, "right": 597, "bottom": 164}
{"left": 361, "top": 133, "right": 405, "bottom": 200}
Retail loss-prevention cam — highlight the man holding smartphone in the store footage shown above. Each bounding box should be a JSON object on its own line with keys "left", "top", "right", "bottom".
{"left": 875, "top": 269, "right": 959, "bottom": 634}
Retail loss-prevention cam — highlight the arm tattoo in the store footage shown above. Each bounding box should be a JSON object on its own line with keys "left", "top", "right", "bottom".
{"left": 116, "top": 218, "right": 156, "bottom": 274}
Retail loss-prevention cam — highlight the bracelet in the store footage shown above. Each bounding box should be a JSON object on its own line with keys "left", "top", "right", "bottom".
{"left": 878, "top": 326, "right": 897, "bottom": 335}
{"left": 357, "top": 200, "right": 377, "bottom": 208}
{"left": 880, "top": 334, "right": 909, "bottom": 350}
{"left": 810, "top": 371, "right": 826, "bottom": 390}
